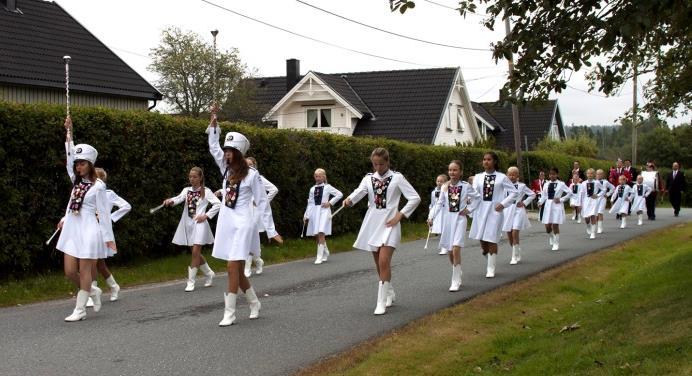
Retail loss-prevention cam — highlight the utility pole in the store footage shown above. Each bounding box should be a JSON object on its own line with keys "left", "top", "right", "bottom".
{"left": 505, "top": 12, "right": 523, "bottom": 177}
{"left": 632, "top": 64, "right": 638, "bottom": 166}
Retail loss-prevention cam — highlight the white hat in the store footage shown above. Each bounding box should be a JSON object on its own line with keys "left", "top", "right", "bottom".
{"left": 223, "top": 132, "right": 250, "bottom": 156}
{"left": 74, "top": 144, "right": 98, "bottom": 164}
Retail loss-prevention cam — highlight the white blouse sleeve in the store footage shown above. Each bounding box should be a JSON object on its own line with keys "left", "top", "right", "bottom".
{"left": 328, "top": 184, "right": 344, "bottom": 206}
{"left": 251, "top": 172, "right": 278, "bottom": 238}
{"left": 522, "top": 184, "right": 536, "bottom": 206}
{"left": 500, "top": 176, "right": 519, "bottom": 208}
{"left": 204, "top": 188, "right": 221, "bottom": 219}
{"left": 262, "top": 176, "right": 279, "bottom": 202}
{"left": 170, "top": 188, "right": 187, "bottom": 206}
{"left": 466, "top": 183, "right": 481, "bottom": 213}
{"left": 428, "top": 186, "right": 446, "bottom": 221}
{"left": 304, "top": 186, "right": 314, "bottom": 220}
{"left": 347, "top": 175, "right": 370, "bottom": 206}
{"left": 65, "top": 141, "right": 75, "bottom": 182}
{"left": 397, "top": 174, "right": 421, "bottom": 219}
{"left": 207, "top": 125, "right": 226, "bottom": 175}
{"left": 559, "top": 183, "right": 572, "bottom": 203}
{"left": 95, "top": 182, "right": 115, "bottom": 243}
{"left": 108, "top": 191, "right": 132, "bottom": 223}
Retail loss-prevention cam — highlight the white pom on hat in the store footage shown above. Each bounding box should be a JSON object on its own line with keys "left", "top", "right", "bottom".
{"left": 74, "top": 144, "right": 98, "bottom": 164}
{"left": 223, "top": 132, "right": 250, "bottom": 156}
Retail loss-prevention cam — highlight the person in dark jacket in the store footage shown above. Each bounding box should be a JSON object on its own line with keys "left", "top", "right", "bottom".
{"left": 666, "top": 162, "right": 686, "bottom": 217}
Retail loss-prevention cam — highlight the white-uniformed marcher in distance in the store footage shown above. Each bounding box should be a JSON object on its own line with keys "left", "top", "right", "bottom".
{"left": 429, "top": 174, "right": 448, "bottom": 255}
{"left": 579, "top": 168, "right": 605, "bottom": 239}
{"left": 56, "top": 116, "right": 116, "bottom": 322}
{"left": 538, "top": 167, "right": 572, "bottom": 251}
{"left": 244, "top": 157, "right": 278, "bottom": 277}
{"left": 427, "top": 160, "right": 478, "bottom": 291}
{"left": 343, "top": 147, "right": 421, "bottom": 315}
{"left": 595, "top": 169, "right": 615, "bottom": 234}
{"left": 304, "top": 168, "right": 343, "bottom": 265}
{"left": 207, "top": 110, "right": 283, "bottom": 327}
{"left": 610, "top": 175, "right": 634, "bottom": 229}
{"left": 631, "top": 175, "right": 652, "bottom": 225}
{"left": 163, "top": 167, "right": 221, "bottom": 292}
{"left": 501, "top": 166, "right": 536, "bottom": 265}
{"left": 469, "top": 152, "right": 518, "bottom": 278}
{"left": 568, "top": 173, "right": 583, "bottom": 223}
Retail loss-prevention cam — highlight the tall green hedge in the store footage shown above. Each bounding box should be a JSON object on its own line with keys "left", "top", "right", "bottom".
{"left": 0, "top": 102, "right": 506, "bottom": 276}
{"left": 510, "top": 151, "right": 613, "bottom": 182}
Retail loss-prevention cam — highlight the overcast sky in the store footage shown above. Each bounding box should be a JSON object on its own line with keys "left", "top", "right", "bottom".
{"left": 57, "top": 0, "right": 688, "bottom": 126}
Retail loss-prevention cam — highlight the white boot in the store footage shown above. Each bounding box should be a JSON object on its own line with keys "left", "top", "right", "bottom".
{"left": 244, "top": 256, "right": 253, "bottom": 278}
{"left": 515, "top": 245, "right": 522, "bottom": 263}
{"left": 620, "top": 217, "right": 627, "bottom": 229}
{"left": 386, "top": 282, "right": 395, "bottom": 307}
{"left": 589, "top": 224, "right": 596, "bottom": 239}
{"left": 552, "top": 234, "right": 560, "bottom": 251}
{"left": 199, "top": 263, "right": 215, "bottom": 287}
{"left": 86, "top": 281, "right": 97, "bottom": 308}
{"left": 314, "top": 244, "right": 324, "bottom": 265}
{"left": 89, "top": 285, "right": 102, "bottom": 312}
{"left": 638, "top": 214, "right": 643, "bottom": 226}
{"left": 597, "top": 221, "right": 603, "bottom": 234}
{"left": 106, "top": 275, "right": 120, "bottom": 302}
{"left": 322, "top": 244, "right": 330, "bottom": 262}
{"left": 485, "top": 254, "right": 496, "bottom": 278}
{"left": 219, "top": 292, "right": 237, "bottom": 327}
{"left": 510, "top": 245, "right": 518, "bottom": 265}
{"left": 548, "top": 233, "right": 554, "bottom": 246}
{"left": 185, "top": 266, "right": 197, "bottom": 292}
{"left": 438, "top": 247, "right": 448, "bottom": 255}
{"left": 577, "top": 214, "right": 581, "bottom": 224}
{"left": 373, "top": 281, "right": 387, "bottom": 315}
{"left": 254, "top": 256, "right": 264, "bottom": 274}
{"left": 449, "top": 265, "right": 462, "bottom": 291}
{"left": 65, "top": 290, "right": 89, "bottom": 322}
{"left": 245, "top": 287, "right": 261, "bottom": 319}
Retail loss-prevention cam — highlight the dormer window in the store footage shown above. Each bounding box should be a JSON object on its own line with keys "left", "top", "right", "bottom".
{"left": 307, "top": 108, "right": 332, "bottom": 128}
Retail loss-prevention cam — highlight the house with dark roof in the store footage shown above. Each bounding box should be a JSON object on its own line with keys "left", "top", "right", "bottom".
{"left": 472, "top": 99, "right": 566, "bottom": 150}
{"left": 0, "top": 0, "right": 161, "bottom": 110}
{"left": 246, "top": 59, "right": 482, "bottom": 145}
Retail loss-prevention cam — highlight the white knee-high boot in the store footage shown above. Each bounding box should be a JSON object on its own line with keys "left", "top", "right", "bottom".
{"left": 314, "top": 244, "right": 324, "bottom": 265}
{"left": 65, "top": 290, "right": 90, "bottom": 322}
{"left": 597, "top": 220, "right": 603, "bottom": 233}
{"left": 244, "top": 256, "right": 253, "bottom": 278}
{"left": 245, "top": 287, "right": 261, "bottom": 319}
{"left": 485, "top": 254, "right": 496, "bottom": 278}
{"left": 590, "top": 224, "right": 596, "bottom": 239}
{"left": 386, "top": 282, "right": 395, "bottom": 307}
{"left": 185, "top": 266, "right": 197, "bottom": 292}
{"left": 552, "top": 234, "right": 560, "bottom": 251}
{"left": 89, "top": 284, "right": 102, "bottom": 312}
{"left": 106, "top": 275, "right": 120, "bottom": 301}
{"left": 219, "top": 292, "right": 237, "bottom": 327}
{"left": 510, "top": 245, "right": 518, "bottom": 265}
{"left": 374, "top": 281, "right": 387, "bottom": 315}
{"left": 86, "top": 280, "right": 97, "bottom": 308}
{"left": 620, "top": 217, "right": 627, "bottom": 228}
{"left": 637, "top": 213, "right": 643, "bottom": 225}
{"left": 253, "top": 255, "right": 264, "bottom": 274}
{"left": 199, "top": 263, "right": 215, "bottom": 287}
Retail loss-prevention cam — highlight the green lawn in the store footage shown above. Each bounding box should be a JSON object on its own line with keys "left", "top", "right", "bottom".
{"left": 0, "top": 222, "right": 430, "bottom": 307}
{"left": 299, "top": 222, "right": 692, "bottom": 376}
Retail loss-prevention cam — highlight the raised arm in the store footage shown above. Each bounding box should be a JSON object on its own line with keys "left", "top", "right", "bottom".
{"left": 206, "top": 124, "right": 226, "bottom": 175}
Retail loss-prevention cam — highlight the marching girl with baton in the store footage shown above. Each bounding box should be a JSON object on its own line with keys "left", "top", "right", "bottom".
{"left": 427, "top": 160, "right": 478, "bottom": 292}
{"left": 468, "top": 152, "right": 518, "bottom": 278}
{"left": 163, "top": 167, "right": 221, "bottom": 292}
{"left": 342, "top": 147, "right": 420, "bottom": 315}
{"left": 501, "top": 166, "right": 536, "bottom": 265}
{"left": 208, "top": 110, "right": 283, "bottom": 326}
{"left": 303, "top": 168, "right": 343, "bottom": 265}
{"left": 538, "top": 167, "right": 572, "bottom": 251}
{"left": 56, "top": 116, "right": 116, "bottom": 322}
{"left": 244, "top": 157, "right": 278, "bottom": 277}
{"left": 429, "top": 174, "right": 448, "bottom": 255}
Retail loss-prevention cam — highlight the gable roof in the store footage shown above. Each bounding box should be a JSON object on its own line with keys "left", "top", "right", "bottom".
{"left": 247, "top": 67, "right": 459, "bottom": 144}
{"left": 0, "top": 0, "right": 161, "bottom": 100}
{"left": 473, "top": 100, "right": 565, "bottom": 150}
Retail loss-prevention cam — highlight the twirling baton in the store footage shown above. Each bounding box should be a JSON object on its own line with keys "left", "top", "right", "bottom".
{"left": 149, "top": 204, "right": 165, "bottom": 214}
{"left": 46, "top": 228, "right": 61, "bottom": 245}
{"left": 330, "top": 205, "right": 345, "bottom": 218}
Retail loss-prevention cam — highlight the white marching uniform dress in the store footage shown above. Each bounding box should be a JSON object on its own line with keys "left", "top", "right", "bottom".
{"left": 569, "top": 182, "right": 583, "bottom": 208}
{"left": 304, "top": 183, "right": 343, "bottom": 236}
{"left": 578, "top": 180, "right": 605, "bottom": 218}
{"left": 631, "top": 183, "right": 652, "bottom": 212}
{"left": 347, "top": 170, "right": 421, "bottom": 252}
{"left": 169, "top": 187, "right": 221, "bottom": 246}
{"left": 428, "top": 181, "right": 478, "bottom": 249}
{"left": 538, "top": 180, "right": 572, "bottom": 225}
{"left": 103, "top": 190, "right": 131, "bottom": 257}
{"left": 597, "top": 179, "right": 615, "bottom": 214}
{"left": 57, "top": 142, "right": 115, "bottom": 260}
{"left": 429, "top": 188, "right": 444, "bottom": 235}
{"left": 501, "top": 182, "right": 535, "bottom": 232}
{"left": 254, "top": 176, "right": 277, "bottom": 233}
{"left": 469, "top": 171, "right": 518, "bottom": 243}
{"left": 609, "top": 184, "right": 634, "bottom": 215}
{"left": 208, "top": 127, "right": 277, "bottom": 261}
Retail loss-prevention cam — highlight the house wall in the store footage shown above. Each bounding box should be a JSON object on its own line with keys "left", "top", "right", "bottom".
{"left": 433, "top": 84, "right": 477, "bottom": 146}
{"left": 549, "top": 117, "right": 561, "bottom": 140}
{"left": 0, "top": 84, "right": 149, "bottom": 111}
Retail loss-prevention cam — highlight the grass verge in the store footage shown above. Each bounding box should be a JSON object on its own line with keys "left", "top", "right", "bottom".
{"left": 297, "top": 222, "right": 692, "bottom": 376}
{"left": 0, "top": 222, "right": 430, "bottom": 307}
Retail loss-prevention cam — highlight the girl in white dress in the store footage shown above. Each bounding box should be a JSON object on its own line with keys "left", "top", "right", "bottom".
{"left": 538, "top": 167, "right": 572, "bottom": 251}
{"left": 56, "top": 116, "right": 116, "bottom": 322}
{"left": 208, "top": 112, "right": 283, "bottom": 326}
{"left": 343, "top": 148, "right": 421, "bottom": 315}
{"left": 304, "top": 168, "right": 343, "bottom": 265}
{"left": 569, "top": 173, "right": 583, "bottom": 223}
{"left": 579, "top": 168, "right": 605, "bottom": 239}
{"left": 501, "top": 167, "right": 536, "bottom": 265}
{"left": 163, "top": 167, "right": 221, "bottom": 292}
{"left": 427, "top": 160, "right": 478, "bottom": 291}
{"left": 610, "top": 175, "right": 634, "bottom": 229}
{"left": 244, "top": 157, "right": 278, "bottom": 278}
{"left": 631, "top": 175, "right": 652, "bottom": 225}
{"left": 429, "top": 174, "right": 448, "bottom": 255}
{"left": 469, "top": 152, "right": 518, "bottom": 278}
{"left": 596, "top": 169, "right": 615, "bottom": 234}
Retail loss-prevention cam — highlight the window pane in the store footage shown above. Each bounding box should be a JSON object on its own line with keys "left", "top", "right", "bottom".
{"left": 320, "top": 109, "right": 331, "bottom": 127}
{"left": 307, "top": 109, "right": 318, "bottom": 128}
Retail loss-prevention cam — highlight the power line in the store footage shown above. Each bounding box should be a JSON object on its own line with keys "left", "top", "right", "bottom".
{"left": 422, "top": 0, "right": 489, "bottom": 17}
{"left": 566, "top": 84, "right": 631, "bottom": 98}
{"left": 296, "top": 0, "right": 492, "bottom": 52}
{"left": 200, "top": 0, "right": 437, "bottom": 67}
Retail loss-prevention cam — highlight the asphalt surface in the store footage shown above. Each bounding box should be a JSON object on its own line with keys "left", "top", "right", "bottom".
{"left": 0, "top": 209, "right": 689, "bottom": 376}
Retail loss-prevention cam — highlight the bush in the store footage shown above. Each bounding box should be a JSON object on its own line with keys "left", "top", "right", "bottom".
{"left": 510, "top": 151, "right": 612, "bottom": 182}
{"left": 535, "top": 134, "right": 599, "bottom": 158}
{"left": 0, "top": 102, "right": 506, "bottom": 276}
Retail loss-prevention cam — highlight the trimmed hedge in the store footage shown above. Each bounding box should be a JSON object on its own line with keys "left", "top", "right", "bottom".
{"left": 0, "top": 102, "right": 506, "bottom": 276}
{"left": 510, "top": 151, "right": 612, "bottom": 182}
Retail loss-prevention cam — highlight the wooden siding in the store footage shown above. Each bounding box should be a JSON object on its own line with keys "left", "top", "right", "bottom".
{"left": 0, "top": 84, "right": 149, "bottom": 111}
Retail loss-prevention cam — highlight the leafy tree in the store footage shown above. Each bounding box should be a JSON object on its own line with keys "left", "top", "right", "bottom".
{"left": 390, "top": 1, "right": 691, "bottom": 118}
{"left": 535, "top": 133, "right": 599, "bottom": 158}
{"left": 149, "top": 27, "right": 245, "bottom": 118}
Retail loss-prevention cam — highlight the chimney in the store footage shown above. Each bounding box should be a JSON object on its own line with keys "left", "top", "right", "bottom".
{"left": 286, "top": 59, "right": 300, "bottom": 92}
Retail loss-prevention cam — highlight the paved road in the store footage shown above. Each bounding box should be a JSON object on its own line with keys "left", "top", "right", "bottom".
{"left": 1, "top": 209, "right": 689, "bottom": 376}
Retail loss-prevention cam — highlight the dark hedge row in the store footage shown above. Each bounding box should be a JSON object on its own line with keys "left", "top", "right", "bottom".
{"left": 1, "top": 102, "right": 508, "bottom": 275}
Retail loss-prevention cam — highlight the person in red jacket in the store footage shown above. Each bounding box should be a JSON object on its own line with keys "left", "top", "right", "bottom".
{"left": 531, "top": 170, "right": 546, "bottom": 221}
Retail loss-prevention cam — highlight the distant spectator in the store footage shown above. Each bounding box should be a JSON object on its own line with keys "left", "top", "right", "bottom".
{"left": 665, "top": 162, "right": 686, "bottom": 217}
{"left": 641, "top": 161, "right": 663, "bottom": 220}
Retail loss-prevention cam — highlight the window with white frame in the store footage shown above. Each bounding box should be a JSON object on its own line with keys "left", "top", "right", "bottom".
{"left": 307, "top": 108, "right": 332, "bottom": 128}
{"left": 446, "top": 104, "right": 454, "bottom": 130}
{"left": 456, "top": 106, "right": 465, "bottom": 132}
